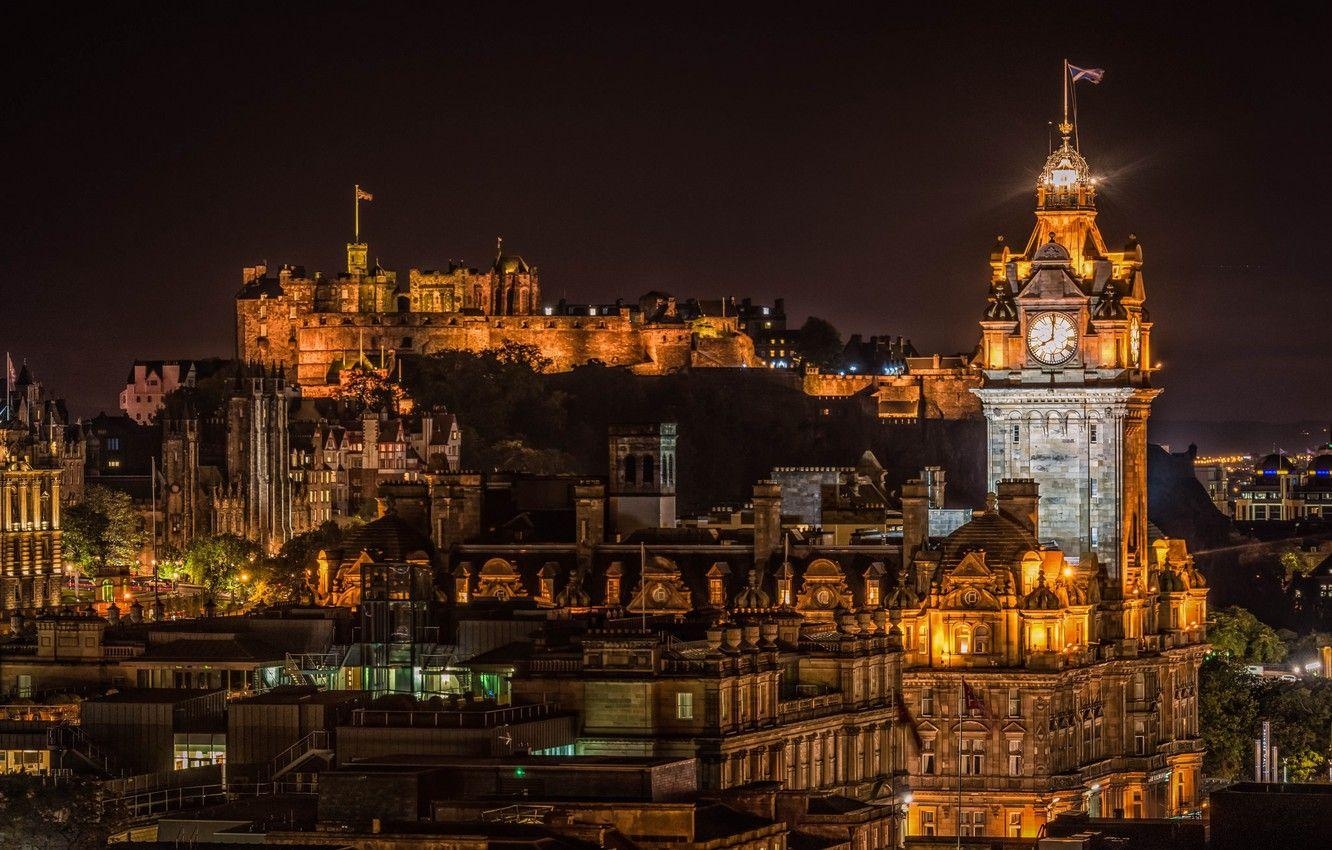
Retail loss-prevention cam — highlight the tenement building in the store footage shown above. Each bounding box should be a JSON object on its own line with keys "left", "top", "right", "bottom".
{"left": 235, "top": 234, "right": 763, "bottom": 396}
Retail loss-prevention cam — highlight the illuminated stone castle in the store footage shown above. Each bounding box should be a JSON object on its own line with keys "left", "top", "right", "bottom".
{"left": 235, "top": 236, "right": 762, "bottom": 395}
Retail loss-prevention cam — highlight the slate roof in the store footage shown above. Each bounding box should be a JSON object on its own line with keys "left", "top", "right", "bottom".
{"left": 941, "top": 509, "right": 1038, "bottom": 569}
{"left": 336, "top": 512, "right": 437, "bottom": 563}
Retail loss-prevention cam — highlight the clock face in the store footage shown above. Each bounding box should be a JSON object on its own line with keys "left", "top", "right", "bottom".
{"left": 1026, "top": 312, "right": 1079, "bottom": 366}
{"left": 1128, "top": 317, "right": 1142, "bottom": 366}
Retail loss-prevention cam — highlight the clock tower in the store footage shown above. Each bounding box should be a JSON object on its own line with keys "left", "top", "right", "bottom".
{"left": 973, "top": 127, "right": 1156, "bottom": 593}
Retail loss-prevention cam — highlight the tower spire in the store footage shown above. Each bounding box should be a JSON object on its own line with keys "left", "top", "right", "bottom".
{"left": 1059, "top": 59, "right": 1073, "bottom": 140}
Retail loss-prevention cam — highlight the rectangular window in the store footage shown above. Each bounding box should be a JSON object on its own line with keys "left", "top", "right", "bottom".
{"left": 962, "top": 738, "right": 984, "bottom": 775}
{"left": 1090, "top": 424, "right": 1098, "bottom": 443}
{"left": 961, "top": 810, "right": 985, "bottom": 836}
{"left": 1008, "top": 738, "right": 1023, "bottom": 776}
{"left": 1012, "top": 424, "right": 1020, "bottom": 444}
{"left": 1134, "top": 720, "right": 1147, "bottom": 755}
{"left": 1008, "top": 811, "right": 1023, "bottom": 838}
{"left": 676, "top": 692, "right": 693, "bottom": 720}
{"left": 921, "top": 809, "right": 936, "bottom": 837}
{"left": 921, "top": 688, "right": 935, "bottom": 716}
{"left": 1007, "top": 687, "right": 1021, "bottom": 717}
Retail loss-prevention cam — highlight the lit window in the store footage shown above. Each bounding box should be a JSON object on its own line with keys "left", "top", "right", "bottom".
{"left": 676, "top": 692, "right": 693, "bottom": 719}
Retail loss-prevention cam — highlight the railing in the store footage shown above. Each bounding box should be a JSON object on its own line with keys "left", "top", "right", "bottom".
{"left": 0, "top": 704, "right": 81, "bottom": 723}
{"left": 528, "top": 658, "right": 581, "bottom": 673}
{"left": 482, "top": 804, "right": 555, "bottom": 823}
{"left": 114, "top": 783, "right": 228, "bottom": 821}
{"left": 102, "top": 645, "right": 144, "bottom": 659}
{"left": 777, "top": 693, "right": 845, "bottom": 722}
{"left": 261, "top": 730, "right": 333, "bottom": 782}
{"left": 47, "top": 724, "right": 115, "bottom": 775}
{"left": 350, "top": 702, "right": 560, "bottom": 729}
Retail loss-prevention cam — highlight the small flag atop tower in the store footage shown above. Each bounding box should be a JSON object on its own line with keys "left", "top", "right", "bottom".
{"left": 355, "top": 185, "right": 374, "bottom": 201}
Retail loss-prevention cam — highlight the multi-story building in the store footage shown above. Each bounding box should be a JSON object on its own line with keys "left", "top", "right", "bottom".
{"left": 1233, "top": 449, "right": 1332, "bottom": 521}
{"left": 1, "top": 363, "right": 82, "bottom": 619}
{"left": 119, "top": 359, "right": 226, "bottom": 424}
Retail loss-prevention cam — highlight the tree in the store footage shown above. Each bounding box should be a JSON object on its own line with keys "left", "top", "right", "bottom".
{"left": 795, "top": 316, "right": 843, "bottom": 370}
{"left": 254, "top": 521, "right": 356, "bottom": 604}
{"left": 332, "top": 364, "right": 406, "bottom": 413}
{"left": 0, "top": 773, "right": 127, "bottom": 850}
{"left": 1199, "top": 655, "right": 1260, "bottom": 778}
{"left": 1208, "top": 606, "right": 1288, "bottom": 664}
{"left": 182, "top": 533, "right": 263, "bottom": 603}
{"left": 61, "top": 486, "right": 143, "bottom": 579}
{"left": 1259, "top": 677, "right": 1332, "bottom": 782}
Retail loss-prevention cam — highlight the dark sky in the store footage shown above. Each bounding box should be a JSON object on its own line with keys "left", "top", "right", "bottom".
{"left": 2, "top": 3, "right": 1328, "bottom": 429}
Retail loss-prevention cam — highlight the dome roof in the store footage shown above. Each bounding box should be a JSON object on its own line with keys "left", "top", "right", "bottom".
{"left": 1256, "top": 453, "right": 1296, "bottom": 475}
{"left": 1039, "top": 142, "right": 1091, "bottom": 190}
{"left": 1310, "top": 454, "right": 1332, "bottom": 474}
{"left": 942, "top": 501, "right": 1040, "bottom": 569}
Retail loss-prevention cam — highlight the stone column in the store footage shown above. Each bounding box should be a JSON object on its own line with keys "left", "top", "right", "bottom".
{"left": 50, "top": 477, "right": 60, "bottom": 529}
{"left": 19, "top": 481, "right": 29, "bottom": 529}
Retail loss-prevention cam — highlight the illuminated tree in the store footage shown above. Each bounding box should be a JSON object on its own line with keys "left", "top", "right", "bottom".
{"left": 61, "top": 486, "right": 143, "bottom": 579}
{"left": 182, "top": 533, "right": 263, "bottom": 602}
{"left": 333, "top": 364, "right": 406, "bottom": 413}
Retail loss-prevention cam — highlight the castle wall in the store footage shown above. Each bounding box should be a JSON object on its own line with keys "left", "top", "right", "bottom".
{"left": 286, "top": 314, "right": 759, "bottom": 393}
{"left": 802, "top": 371, "right": 983, "bottom": 421}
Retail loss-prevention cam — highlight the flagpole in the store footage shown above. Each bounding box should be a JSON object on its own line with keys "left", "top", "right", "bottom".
{"left": 1062, "top": 59, "right": 1069, "bottom": 131}
{"left": 354, "top": 185, "right": 360, "bottom": 243}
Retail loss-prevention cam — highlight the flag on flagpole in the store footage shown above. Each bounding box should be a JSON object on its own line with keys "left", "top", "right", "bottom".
{"left": 961, "top": 679, "right": 990, "bottom": 718}
{"left": 5, "top": 353, "right": 15, "bottom": 386}
{"left": 1068, "top": 64, "right": 1105, "bottom": 84}
{"left": 355, "top": 186, "right": 374, "bottom": 201}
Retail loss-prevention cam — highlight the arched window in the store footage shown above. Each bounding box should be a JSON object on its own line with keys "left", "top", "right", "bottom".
{"left": 974, "top": 624, "right": 991, "bottom": 655}
{"left": 642, "top": 455, "right": 655, "bottom": 485}
{"left": 623, "top": 455, "right": 637, "bottom": 484}
{"left": 954, "top": 624, "right": 972, "bottom": 655}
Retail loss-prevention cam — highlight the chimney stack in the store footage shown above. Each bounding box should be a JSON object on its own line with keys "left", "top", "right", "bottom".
{"left": 996, "top": 478, "right": 1040, "bottom": 536}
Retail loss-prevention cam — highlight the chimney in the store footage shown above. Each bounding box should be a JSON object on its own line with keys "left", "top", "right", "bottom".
{"left": 752, "top": 480, "right": 783, "bottom": 565}
{"left": 901, "top": 477, "right": 930, "bottom": 563}
{"left": 923, "top": 465, "right": 946, "bottom": 508}
{"left": 573, "top": 481, "right": 606, "bottom": 562}
{"left": 996, "top": 478, "right": 1040, "bottom": 536}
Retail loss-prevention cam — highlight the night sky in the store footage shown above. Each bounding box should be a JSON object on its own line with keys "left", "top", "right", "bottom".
{"left": 2, "top": 3, "right": 1327, "bottom": 435}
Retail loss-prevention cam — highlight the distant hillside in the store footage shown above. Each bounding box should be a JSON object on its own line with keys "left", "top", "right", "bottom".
{"left": 544, "top": 367, "right": 988, "bottom": 513}
{"left": 1146, "top": 443, "right": 1235, "bottom": 551}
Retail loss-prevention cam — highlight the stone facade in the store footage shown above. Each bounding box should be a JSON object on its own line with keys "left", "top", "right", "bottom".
{"left": 803, "top": 357, "right": 984, "bottom": 423}
{"left": 608, "top": 423, "right": 678, "bottom": 538}
{"left": 0, "top": 459, "right": 63, "bottom": 615}
{"left": 236, "top": 242, "right": 762, "bottom": 397}
{"left": 973, "top": 131, "right": 1156, "bottom": 590}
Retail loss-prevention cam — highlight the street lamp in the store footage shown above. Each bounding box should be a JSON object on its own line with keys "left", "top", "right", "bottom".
{"left": 894, "top": 791, "right": 911, "bottom": 848}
